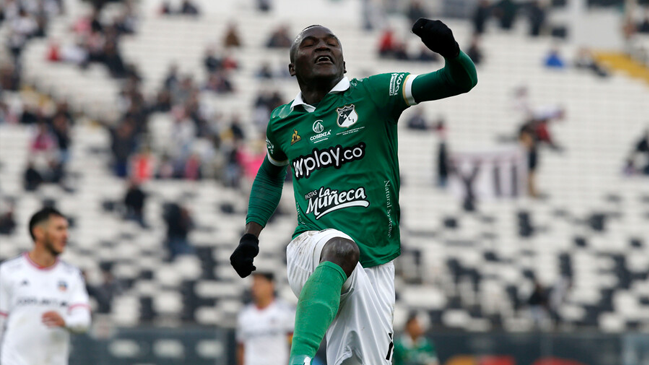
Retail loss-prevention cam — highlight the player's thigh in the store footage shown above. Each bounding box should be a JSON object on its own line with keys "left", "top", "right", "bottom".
{"left": 326, "top": 261, "right": 396, "bottom": 365}
{"left": 285, "top": 229, "right": 354, "bottom": 298}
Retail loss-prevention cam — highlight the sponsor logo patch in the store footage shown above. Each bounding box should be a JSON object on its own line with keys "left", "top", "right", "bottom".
{"left": 305, "top": 186, "right": 370, "bottom": 220}
{"left": 310, "top": 120, "right": 331, "bottom": 144}
{"left": 389, "top": 73, "right": 404, "bottom": 96}
{"left": 313, "top": 120, "right": 324, "bottom": 133}
{"left": 292, "top": 143, "right": 366, "bottom": 180}
{"left": 266, "top": 138, "right": 275, "bottom": 155}
{"left": 291, "top": 129, "right": 302, "bottom": 145}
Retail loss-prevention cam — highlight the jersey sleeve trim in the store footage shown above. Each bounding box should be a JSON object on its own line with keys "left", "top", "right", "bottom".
{"left": 0, "top": 311, "right": 7, "bottom": 317}
{"left": 267, "top": 154, "right": 289, "bottom": 166}
{"left": 403, "top": 74, "right": 419, "bottom": 106}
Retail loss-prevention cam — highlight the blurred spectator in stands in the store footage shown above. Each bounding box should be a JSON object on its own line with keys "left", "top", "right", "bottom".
{"left": 406, "top": 0, "right": 427, "bottom": 23}
{"left": 161, "top": 1, "right": 172, "bottom": 15}
{"left": 393, "top": 313, "right": 439, "bottom": 365}
{"left": 529, "top": 107, "right": 565, "bottom": 150}
{"left": 639, "top": 10, "right": 649, "bottom": 33}
{"left": 24, "top": 161, "right": 44, "bottom": 191}
{"left": 493, "top": 0, "right": 516, "bottom": 30}
{"left": 519, "top": 125, "right": 539, "bottom": 198}
{"left": 102, "top": 41, "right": 128, "bottom": 78}
{"left": 549, "top": 276, "right": 571, "bottom": 327}
{"left": 378, "top": 28, "right": 397, "bottom": 58}
{"left": 393, "top": 43, "right": 410, "bottom": 61}
{"left": 221, "top": 51, "right": 239, "bottom": 71}
{"left": 8, "top": 8, "right": 38, "bottom": 64}
{"left": 55, "top": 39, "right": 89, "bottom": 66}
{"left": 257, "top": 0, "right": 272, "bottom": 12}
{"left": 114, "top": 3, "right": 138, "bottom": 35}
{"left": 21, "top": 104, "right": 42, "bottom": 125}
{"left": 163, "top": 64, "right": 179, "bottom": 90}
{"left": 544, "top": 47, "right": 565, "bottom": 69}
{"left": 163, "top": 203, "right": 195, "bottom": 260}
{"left": 170, "top": 113, "right": 196, "bottom": 167}
{"left": 266, "top": 25, "right": 292, "bottom": 48}
{"left": 173, "top": 75, "right": 196, "bottom": 106}
{"left": 180, "top": 0, "right": 200, "bottom": 16}
{"left": 224, "top": 141, "right": 243, "bottom": 188}
{"left": 110, "top": 120, "right": 137, "bottom": 178}
{"left": 51, "top": 113, "right": 71, "bottom": 165}
{"left": 0, "top": 202, "right": 17, "bottom": 235}
{"left": 124, "top": 180, "right": 147, "bottom": 227}
{"left": 157, "top": 154, "right": 175, "bottom": 179}
{"left": 152, "top": 89, "right": 173, "bottom": 113}
{"left": 224, "top": 23, "right": 242, "bottom": 48}
{"left": 473, "top": 0, "right": 491, "bottom": 35}
{"left": 574, "top": 48, "right": 608, "bottom": 78}
{"left": 92, "top": 268, "right": 123, "bottom": 314}
{"left": 237, "top": 272, "right": 295, "bottom": 365}
{"left": 626, "top": 129, "right": 649, "bottom": 175}
{"left": 31, "top": 121, "right": 57, "bottom": 155}
{"left": 90, "top": 9, "right": 102, "bottom": 34}
{"left": 0, "top": 63, "right": 19, "bottom": 91}
{"left": 467, "top": 35, "right": 483, "bottom": 66}
{"left": 406, "top": 109, "right": 428, "bottom": 131}
{"left": 415, "top": 46, "right": 438, "bottom": 62}
{"left": 435, "top": 120, "right": 449, "bottom": 188}
{"left": 527, "top": 1, "right": 546, "bottom": 37}
{"left": 130, "top": 147, "right": 155, "bottom": 182}
{"left": 183, "top": 153, "right": 202, "bottom": 180}
{"left": 204, "top": 71, "right": 235, "bottom": 94}
{"left": 528, "top": 279, "right": 549, "bottom": 329}
{"left": 230, "top": 114, "right": 246, "bottom": 142}
{"left": 256, "top": 62, "right": 274, "bottom": 79}
{"left": 204, "top": 47, "right": 221, "bottom": 73}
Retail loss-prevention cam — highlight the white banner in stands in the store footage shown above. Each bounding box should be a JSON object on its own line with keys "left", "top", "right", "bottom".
{"left": 449, "top": 145, "right": 528, "bottom": 201}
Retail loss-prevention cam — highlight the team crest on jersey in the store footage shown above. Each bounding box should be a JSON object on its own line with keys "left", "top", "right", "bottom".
{"left": 336, "top": 104, "right": 358, "bottom": 128}
{"left": 58, "top": 280, "right": 68, "bottom": 292}
{"left": 291, "top": 129, "right": 302, "bottom": 145}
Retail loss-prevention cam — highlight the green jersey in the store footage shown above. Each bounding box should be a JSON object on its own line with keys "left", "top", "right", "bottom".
{"left": 393, "top": 335, "right": 438, "bottom": 365}
{"left": 264, "top": 73, "right": 417, "bottom": 267}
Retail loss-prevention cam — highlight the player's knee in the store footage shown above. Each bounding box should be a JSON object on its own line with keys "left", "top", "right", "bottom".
{"left": 320, "top": 237, "right": 360, "bottom": 277}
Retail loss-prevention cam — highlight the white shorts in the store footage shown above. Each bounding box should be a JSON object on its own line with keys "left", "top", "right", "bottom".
{"left": 286, "top": 229, "right": 396, "bottom": 365}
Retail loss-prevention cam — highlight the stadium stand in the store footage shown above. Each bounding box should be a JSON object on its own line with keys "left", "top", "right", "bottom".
{"left": 1, "top": 0, "right": 649, "bottom": 335}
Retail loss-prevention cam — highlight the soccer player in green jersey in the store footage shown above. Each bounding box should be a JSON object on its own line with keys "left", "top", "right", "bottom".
{"left": 230, "top": 18, "right": 477, "bottom": 365}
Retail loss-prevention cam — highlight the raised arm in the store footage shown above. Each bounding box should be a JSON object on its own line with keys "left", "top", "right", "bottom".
{"left": 411, "top": 18, "right": 478, "bottom": 102}
{"left": 230, "top": 156, "right": 287, "bottom": 278}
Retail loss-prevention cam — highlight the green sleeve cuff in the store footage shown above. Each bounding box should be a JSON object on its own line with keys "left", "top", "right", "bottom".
{"left": 245, "top": 156, "right": 287, "bottom": 227}
{"left": 411, "top": 50, "right": 478, "bottom": 103}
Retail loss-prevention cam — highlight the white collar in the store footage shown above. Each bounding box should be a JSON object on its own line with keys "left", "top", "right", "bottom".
{"left": 290, "top": 77, "right": 350, "bottom": 113}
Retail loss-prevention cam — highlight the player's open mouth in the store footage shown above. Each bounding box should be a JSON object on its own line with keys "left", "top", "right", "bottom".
{"left": 314, "top": 55, "right": 334, "bottom": 64}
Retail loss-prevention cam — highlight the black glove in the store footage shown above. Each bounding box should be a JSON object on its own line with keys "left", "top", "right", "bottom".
{"left": 230, "top": 233, "right": 259, "bottom": 278}
{"left": 412, "top": 18, "right": 460, "bottom": 58}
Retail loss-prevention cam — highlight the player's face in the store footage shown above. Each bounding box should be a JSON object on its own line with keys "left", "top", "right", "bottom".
{"left": 406, "top": 319, "right": 424, "bottom": 338}
{"left": 251, "top": 275, "right": 274, "bottom": 303}
{"left": 289, "top": 26, "right": 345, "bottom": 83}
{"left": 42, "top": 216, "right": 69, "bottom": 256}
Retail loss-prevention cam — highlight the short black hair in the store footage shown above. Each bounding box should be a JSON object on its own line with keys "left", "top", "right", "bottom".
{"left": 252, "top": 271, "right": 275, "bottom": 283}
{"left": 290, "top": 24, "right": 330, "bottom": 64}
{"left": 28, "top": 207, "right": 65, "bottom": 241}
{"left": 406, "top": 312, "right": 419, "bottom": 326}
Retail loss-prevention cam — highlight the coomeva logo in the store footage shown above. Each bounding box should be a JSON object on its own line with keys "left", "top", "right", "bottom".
{"left": 292, "top": 143, "right": 366, "bottom": 180}
{"left": 305, "top": 186, "right": 370, "bottom": 220}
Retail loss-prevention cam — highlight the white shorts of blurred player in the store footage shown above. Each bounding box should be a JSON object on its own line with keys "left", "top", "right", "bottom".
{"left": 286, "top": 229, "right": 395, "bottom": 365}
